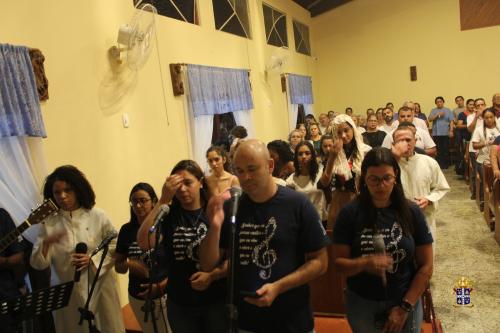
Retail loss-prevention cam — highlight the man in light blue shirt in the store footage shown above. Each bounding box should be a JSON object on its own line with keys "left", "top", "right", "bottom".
{"left": 429, "top": 96, "right": 454, "bottom": 169}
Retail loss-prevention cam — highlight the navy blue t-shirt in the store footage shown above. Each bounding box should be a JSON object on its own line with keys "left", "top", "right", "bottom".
{"left": 333, "top": 200, "right": 433, "bottom": 302}
{"left": 220, "top": 186, "right": 330, "bottom": 333}
{"left": 116, "top": 221, "right": 168, "bottom": 299}
{"left": 0, "top": 209, "right": 23, "bottom": 300}
{"left": 457, "top": 111, "right": 471, "bottom": 141}
{"left": 161, "top": 206, "right": 225, "bottom": 306}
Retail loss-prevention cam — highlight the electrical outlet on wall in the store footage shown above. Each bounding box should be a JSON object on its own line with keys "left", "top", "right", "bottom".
{"left": 122, "top": 113, "right": 130, "bottom": 128}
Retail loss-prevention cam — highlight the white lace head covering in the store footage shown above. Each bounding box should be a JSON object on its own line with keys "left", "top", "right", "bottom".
{"left": 330, "top": 114, "right": 369, "bottom": 180}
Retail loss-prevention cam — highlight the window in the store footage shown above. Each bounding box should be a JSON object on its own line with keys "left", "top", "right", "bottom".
{"left": 212, "top": 113, "right": 237, "bottom": 151}
{"left": 293, "top": 20, "right": 311, "bottom": 56}
{"left": 296, "top": 105, "right": 305, "bottom": 127}
{"left": 213, "top": 0, "right": 251, "bottom": 38}
{"left": 262, "top": 4, "right": 288, "bottom": 48}
{"left": 134, "top": 0, "right": 198, "bottom": 24}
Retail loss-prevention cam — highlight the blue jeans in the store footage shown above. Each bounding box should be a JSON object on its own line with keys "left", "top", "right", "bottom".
{"left": 345, "top": 288, "right": 423, "bottom": 333}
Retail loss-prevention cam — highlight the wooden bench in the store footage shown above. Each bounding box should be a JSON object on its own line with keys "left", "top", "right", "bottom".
{"left": 310, "top": 229, "right": 347, "bottom": 316}
{"left": 464, "top": 141, "right": 470, "bottom": 184}
{"left": 314, "top": 317, "right": 439, "bottom": 333}
{"left": 476, "top": 164, "right": 482, "bottom": 210}
{"left": 122, "top": 303, "right": 142, "bottom": 333}
{"left": 493, "top": 180, "right": 500, "bottom": 245}
{"left": 483, "top": 163, "right": 495, "bottom": 230}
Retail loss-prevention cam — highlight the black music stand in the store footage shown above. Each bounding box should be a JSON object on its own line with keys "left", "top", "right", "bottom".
{"left": 0, "top": 281, "right": 74, "bottom": 324}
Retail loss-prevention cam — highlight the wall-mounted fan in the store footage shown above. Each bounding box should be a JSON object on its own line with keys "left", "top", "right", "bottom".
{"left": 264, "top": 51, "right": 288, "bottom": 82}
{"left": 100, "top": 1, "right": 170, "bottom": 125}
{"left": 109, "top": 2, "right": 157, "bottom": 70}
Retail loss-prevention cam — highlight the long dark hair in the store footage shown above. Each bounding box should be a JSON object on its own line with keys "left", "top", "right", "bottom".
{"left": 293, "top": 141, "right": 320, "bottom": 182}
{"left": 267, "top": 140, "right": 294, "bottom": 177}
{"left": 43, "top": 165, "right": 95, "bottom": 209}
{"left": 357, "top": 148, "right": 413, "bottom": 235}
{"left": 206, "top": 145, "right": 231, "bottom": 172}
{"left": 129, "top": 183, "right": 158, "bottom": 225}
{"left": 482, "top": 109, "right": 499, "bottom": 139}
{"left": 319, "top": 134, "right": 334, "bottom": 162}
{"left": 170, "top": 160, "right": 207, "bottom": 209}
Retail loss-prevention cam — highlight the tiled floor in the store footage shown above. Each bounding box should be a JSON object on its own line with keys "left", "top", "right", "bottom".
{"left": 432, "top": 169, "right": 500, "bottom": 332}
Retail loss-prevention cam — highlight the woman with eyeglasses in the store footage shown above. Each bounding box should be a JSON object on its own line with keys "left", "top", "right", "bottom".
{"left": 332, "top": 148, "right": 433, "bottom": 333}
{"left": 137, "top": 160, "right": 227, "bottom": 333}
{"left": 115, "top": 183, "right": 169, "bottom": 333}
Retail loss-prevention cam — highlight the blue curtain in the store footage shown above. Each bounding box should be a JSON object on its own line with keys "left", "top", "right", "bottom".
{"left": 288, "top": 73, "right": 313, "bottom": 105}
{"left": 187, "top": 64, "right": 253, "bottom": 117}
{"left": 0, "top": 44, "right": 46, "bottom": 138}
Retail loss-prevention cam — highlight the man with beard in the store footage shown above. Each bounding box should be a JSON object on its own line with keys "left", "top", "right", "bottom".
{"left": 380, "top": 107, "right": 398, "bottom": 133}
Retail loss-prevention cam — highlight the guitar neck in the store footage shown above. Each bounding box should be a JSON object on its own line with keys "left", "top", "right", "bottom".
{"left": 0, "top": 221, "right": 30, "bottom": 254}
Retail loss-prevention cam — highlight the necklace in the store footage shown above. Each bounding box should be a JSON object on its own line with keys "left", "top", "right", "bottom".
{"left": 180, "top": 207, "right": 204, "bottom": 227}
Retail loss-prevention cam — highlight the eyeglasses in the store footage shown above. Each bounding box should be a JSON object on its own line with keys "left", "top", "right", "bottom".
{"left": 366, "top": 174, "right": 396, "bottom": 186}
{"left": 129, "top": 198, "right": 151, "bottom": 207}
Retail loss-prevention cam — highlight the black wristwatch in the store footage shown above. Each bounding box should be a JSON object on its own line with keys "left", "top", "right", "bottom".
{"left": 399, "top": 299, "right": 413, "bottom": 312}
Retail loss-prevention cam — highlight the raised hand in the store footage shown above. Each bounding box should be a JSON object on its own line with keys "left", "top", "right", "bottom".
{"left": 206, "top": 190, "right": 231, "bottom": 229}
{"left": 391, "top": 140, "right": 409, "bottom": 159}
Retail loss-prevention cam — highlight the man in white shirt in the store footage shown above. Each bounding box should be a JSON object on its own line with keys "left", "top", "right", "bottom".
{"left": 391, "top": 126, "right": 450, "bottom": 254}
{"left": 380, "top": 107, "right": 398, "bottom": 133}
{"left": 466, "top": 98, "right": 486, "bottom": 200}
{"left": 318, "top": 113, "right": 329, "bottom": 134}
{"left": 392, "top": 101, "right": 428, "bottom": 130}
{"left": 382, "top": 106, "right": 437, "bottom": 156}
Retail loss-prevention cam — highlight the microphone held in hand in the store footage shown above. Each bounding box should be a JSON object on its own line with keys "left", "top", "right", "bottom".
{"left": 372, "top": 233, "right": 387, "bottom": 287}
{"left": 229, "top": 187, "right": 242, "bottom": 223}
{"left": 149, "top": 204, "right": 170, "bottom": 233}
{"left": 74, "top": 242, "right": 88, "bottom": 282}
{"left": 91, "top": 231, "right": 118, "bottom": 256}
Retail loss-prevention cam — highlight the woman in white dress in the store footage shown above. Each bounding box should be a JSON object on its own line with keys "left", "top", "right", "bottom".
{"left": 30, "top": 165, "right": 124, "bottom": 333}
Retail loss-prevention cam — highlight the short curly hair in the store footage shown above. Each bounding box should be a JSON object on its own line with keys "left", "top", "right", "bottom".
{"left": 43, "top": 165, "right": 96, "bottom": 209}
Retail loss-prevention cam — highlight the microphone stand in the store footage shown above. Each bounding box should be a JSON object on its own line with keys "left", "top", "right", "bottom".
{"left": 78, "top": 245, "right": 109, "bottom": 333}
{"left": 226, "top": 213, "right": 238, "bottom": 333}
{"left": 142, "top": 228, "right": 162, "bottom": 333}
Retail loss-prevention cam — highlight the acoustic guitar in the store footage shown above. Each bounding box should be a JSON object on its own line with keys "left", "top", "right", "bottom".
{"left": 0, "top": 199, "right": 58, "bottom": 253}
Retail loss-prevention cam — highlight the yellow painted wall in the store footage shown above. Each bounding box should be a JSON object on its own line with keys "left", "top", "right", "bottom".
{"left": 311, "top": 0, "right": 500, "bottom": 116}
{"left": 0, "top": 0, "right": 314, "bottom": 305}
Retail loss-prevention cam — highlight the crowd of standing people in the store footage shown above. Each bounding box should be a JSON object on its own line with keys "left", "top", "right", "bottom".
{"left": 2, "top": 93, "right": 500, "bottom": 333}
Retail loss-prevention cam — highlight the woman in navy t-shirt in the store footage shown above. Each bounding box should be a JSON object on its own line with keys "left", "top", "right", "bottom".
{"left": 115, "top": 183, "right": 169, "bottom": 333}
{"left": 332, "top": 148, "right": 433, "bottom": 333}
{"left": 137, "top": 160, "right": 227, "bottom": 333}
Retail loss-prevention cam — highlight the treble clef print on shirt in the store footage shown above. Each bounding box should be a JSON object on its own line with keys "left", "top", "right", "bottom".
{"left": 186, "top": 223, "right": 208, "bottom": 264}
{"left": 251, "top": 217, "right": 277, "bottom": 280}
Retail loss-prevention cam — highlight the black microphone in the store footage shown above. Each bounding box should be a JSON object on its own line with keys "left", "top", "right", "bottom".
{"left": 229, "top": 187, "right": 242, "bottom": 224}
{"left": 372, "top": 233, "right": 387, "bottom": 287}
{"left": 74, "top": 242, "right": 87, "bottom": 282}
{"left": 149, "top": 204, "right": 170, "bottom": 233}
{"left": 91, "top": 231, "right": 118, "bottom": 256}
